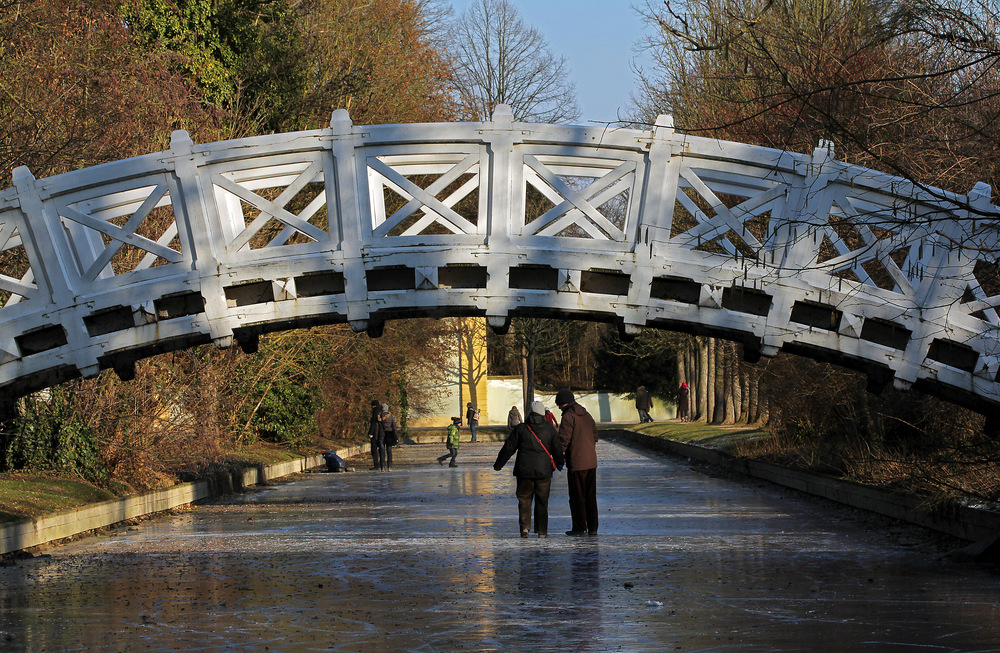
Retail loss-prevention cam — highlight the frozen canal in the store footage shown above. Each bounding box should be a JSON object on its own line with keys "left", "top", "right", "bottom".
{"left": 1, "top": 440, "right": 998, "bottom": 652}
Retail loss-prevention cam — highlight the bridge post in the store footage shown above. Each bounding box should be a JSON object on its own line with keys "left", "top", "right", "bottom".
{"left": 166, "top": 130, "right": 234, "bottom": 349}
{"left": 760, "top": 140, "right": 839, "bottom": 359}
{"left": 11, "top": 167, "right": 102, "bottom": 377}
{"left": 329, "top": 109, "right": 374, "bottom": 334}
{"left": 624, "top": 114, "right": 678, "bottom": 338}
{"left": 483, "top": 105, "right": 518, "bottom": 330}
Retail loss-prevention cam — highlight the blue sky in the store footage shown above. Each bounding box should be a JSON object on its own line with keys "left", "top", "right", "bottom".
{"left": 446, "top": 1, "right": 654, "bottom": 124}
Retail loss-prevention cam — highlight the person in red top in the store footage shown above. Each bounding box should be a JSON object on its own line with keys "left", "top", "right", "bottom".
{"left": 555, "top": 388, "right": 599, "bottom": 536}
{"left": 677, "top": 382, "right": 690, "bottom": 422}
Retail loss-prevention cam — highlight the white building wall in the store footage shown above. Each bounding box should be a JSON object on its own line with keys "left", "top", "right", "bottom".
{"left": 487, "top": 377, "right": 675, "bottom": 424}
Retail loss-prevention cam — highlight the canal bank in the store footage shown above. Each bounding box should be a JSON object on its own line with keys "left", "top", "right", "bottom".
{"left": 606, "top": 429, "right": 1000, "bottom": 545}
{"left": 0, "top": 443, "right": 368, "bottom": 555}
{"left": 3, "top": 424, "right": 998, "bottom": 556}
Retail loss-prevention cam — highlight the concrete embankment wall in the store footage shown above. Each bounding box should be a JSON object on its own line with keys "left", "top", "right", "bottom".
{"left": 0, "top": 444, "right": 368, "bottom": 555}
{"left": 607, "top": 429, "right": 1000, "bottom": 543}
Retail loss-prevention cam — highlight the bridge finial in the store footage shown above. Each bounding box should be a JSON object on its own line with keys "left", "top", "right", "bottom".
{"left": 653, "top": 114, "right": 674, "bottom": 139}
{"left": 11, "top": 165, "right": 36, "bottom": 185}
{"left": 968, "top": 181, "right": 993, "bottom": 209}
{"left": 330, "top": 108, "right": 353, "bottom": 135}
{"left": 170, "top": 130, "right": 193, "bottom": 150}
{"left": 491, "top": 104, "right": 513, "bottom": 127}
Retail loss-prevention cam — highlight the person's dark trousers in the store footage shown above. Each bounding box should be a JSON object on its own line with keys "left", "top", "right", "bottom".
{"left": 567, "top": 469, "right": 598, "bottom": 533}
{"left": 516, "top": 477, "right": 552, "bottom": 535}
{"left": 372, "top": 434, "right": 386, "bottom": 470}
{"left": 437, "top": 447, "right": 458, "bottom": 466}
{"left": 470, "top": 424, "right": 477, "bottom": 442}
{"left": 385, "top": 443, "right": 393, "bottom": 469}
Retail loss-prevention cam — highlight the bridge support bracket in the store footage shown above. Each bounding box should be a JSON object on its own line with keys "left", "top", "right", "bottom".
{"left": 487, "top": 315, "right": 510, "bottom": 335}
{"left": 618, "top": 323, "right": 643, "bottom": 342}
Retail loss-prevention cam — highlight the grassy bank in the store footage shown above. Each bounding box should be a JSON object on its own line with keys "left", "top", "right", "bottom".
{"left": 0, "top": 475, "right": 118, "bottom": 523}
{"left": 0, "top": 437, "right": 349, "bottom": 524}
{"left": 608, "top": 421, "right": 769, "bottom": 449}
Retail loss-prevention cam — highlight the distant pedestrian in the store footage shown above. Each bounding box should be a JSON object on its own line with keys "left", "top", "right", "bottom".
{"left": 381, "top": 403, "right": 398, "bottom": 471}
{"left": 466, "top": 402, "right": 480, "bottom": 442}
{"left": 368, "top": 399, "right": 386, "bottom": 471}
{"left": 555, "top": 388, "right": 600, "bottom": 536}
{"left": 438, "top": 417, "right": 461, "bottom": 467}
{"left": 494, "top": 400, "right": 565, "bottom": 538}
{"left": 635, "top": 385, "right": 654, "bottom": 423}
{"left": 677, "top": 382, "right": 690, "bottom": 422}
{"left": 507, "top": 405, "right": 522, "bottom": 432}
{"left": 544, "top": 409, "right": 558, "bottom": 429}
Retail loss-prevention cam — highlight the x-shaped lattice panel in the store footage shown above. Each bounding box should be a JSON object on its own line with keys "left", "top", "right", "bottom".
{"left": 367, "top": 152, "right": 482, "bottom": 237}
{"left": 521, "top": 155, "right": 634, "bottom": 241}
{"left": 55, "top": 183, "right": 184, "bottom": 282}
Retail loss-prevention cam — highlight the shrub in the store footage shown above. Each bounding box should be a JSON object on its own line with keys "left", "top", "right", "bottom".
{"left": 2, "top": 389, "right": 107, "bottom": 483}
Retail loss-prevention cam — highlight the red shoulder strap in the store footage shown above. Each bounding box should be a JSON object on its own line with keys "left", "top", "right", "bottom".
{"left": 526, "top": 425, "right": 557, "bottom": 470}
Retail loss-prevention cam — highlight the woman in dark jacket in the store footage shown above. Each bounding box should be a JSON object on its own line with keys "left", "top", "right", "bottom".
{"left": 380, "top": 403, "right": 398, "bottom": 471}
{"left": 494, "top": 400, "right": 565, "bottom": 538}
{"left": 368, "top": 399, "right": 386, "bottom": 471}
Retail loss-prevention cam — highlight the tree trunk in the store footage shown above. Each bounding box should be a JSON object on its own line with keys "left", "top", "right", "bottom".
{"left": 676, "top": 347, "right": 687, "bottom": 419}
{"left": 701, "top": 338, "right": 715, "bottom": 424}
{"left": 747, "top": 364, "right": 761, "bottom": 424}
{"left": 713, "top": 338, "right": 726, "bottom": 424}
{"left": 521, "top": 344, "right": 530, "bottom": 417}
{"left": 725, "top": 342, "right": 739, "bottom": 425}
{"left": 697, "top": 337, "right": 710, "bottom": 422}
{"left": 739, "top": 364, "right": 751, "bottom": 423}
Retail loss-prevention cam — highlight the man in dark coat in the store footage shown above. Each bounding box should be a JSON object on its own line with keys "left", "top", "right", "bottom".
{"left": 555, "top": 388, "right": 600, "bottom": 536}
{"left": 635, "top": 385, "right": 653, "bottom": 423}
{"left": 368, "top": 399, "right": 386, "bottom": 471}
{"left": 494, "top": 400, "right": 565, "bottom": 538}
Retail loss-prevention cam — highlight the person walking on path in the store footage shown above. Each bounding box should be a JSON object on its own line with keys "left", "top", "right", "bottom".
{"left": 555, "top": 388, "right": 600, "bottom": 536}
{"left": 438, "top": 417, "right": 462, "bottom": 467}
{"left": 494, "top": 400, "right": 565, "bottom": 538}
{"left": 466, "top": 402, "right": 480, "bottom": 442}
{"left": 677, "top": 382, "right": 690, "bottom": 422}
{"left": 368, "top": 399, "right": 386, "bottom": 471}
{"left": 380, "top": 403, "right": 399, "bottom": 471}
{"left": 507, "top": 405, "right": 522, "bottom": 433}
{"left": 635, "top": 386, "right": 654, "bottom": 423}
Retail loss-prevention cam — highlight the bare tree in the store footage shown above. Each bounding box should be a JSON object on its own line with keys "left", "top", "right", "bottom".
{"left": 632, "top": 0, "right": 1000, "bottom": 198}
{"left": 450, "top": 317, "right": 489, "bottom": 417}
{"left": 448, "top": 0, "right": 579, "bottom": 122}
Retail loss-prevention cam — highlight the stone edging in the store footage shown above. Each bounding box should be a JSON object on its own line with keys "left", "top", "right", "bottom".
{"left": 0, "top": 443, "right": 368, "bottom": 555}
{"left": 606, "top": 429, "right": 1000, "bottom": 543}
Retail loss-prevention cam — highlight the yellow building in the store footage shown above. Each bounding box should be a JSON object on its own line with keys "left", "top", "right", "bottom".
{"left": 408, "top": 317, "right": 489, "bottom": 428}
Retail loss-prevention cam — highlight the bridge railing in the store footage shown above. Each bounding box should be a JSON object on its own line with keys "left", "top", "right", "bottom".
{"left": 1, "top": 106, "right": 999, "bottom": 416}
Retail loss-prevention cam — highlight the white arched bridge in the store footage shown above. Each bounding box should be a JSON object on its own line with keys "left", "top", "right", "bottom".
{"left": 2, "top": 106, "right": 999, "bottom": 420}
